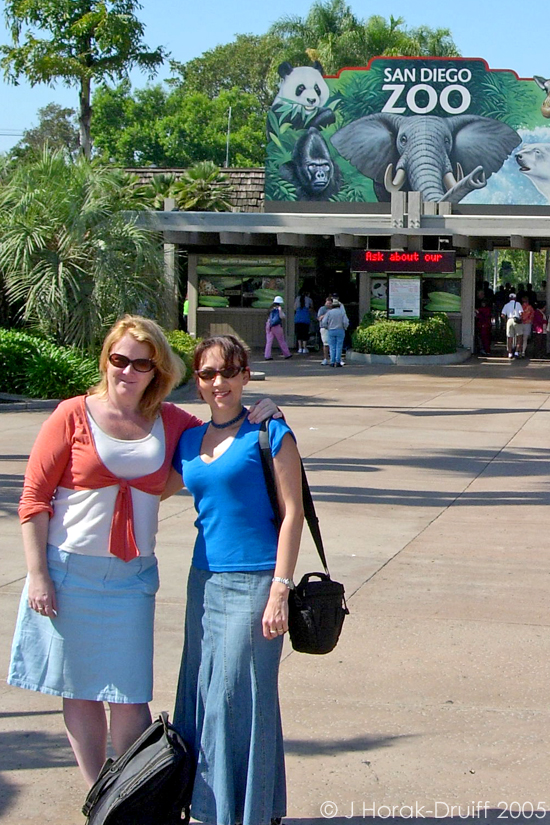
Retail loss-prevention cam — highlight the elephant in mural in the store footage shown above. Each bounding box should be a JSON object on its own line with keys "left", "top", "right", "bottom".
{"left": 331, "top": 113, "right": 521, "bottom": 203}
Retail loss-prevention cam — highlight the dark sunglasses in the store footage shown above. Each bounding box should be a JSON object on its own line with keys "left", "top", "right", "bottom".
{"left": 195, "top": 366, "right": 245, "bottom": 381}
{"left": 109, "top": 353, "right": 156, "bottom": 373}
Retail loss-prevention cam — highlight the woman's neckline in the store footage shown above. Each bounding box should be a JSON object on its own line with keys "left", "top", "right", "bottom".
{"left": 85, "top": 397, "right": 157, "bottom": 442}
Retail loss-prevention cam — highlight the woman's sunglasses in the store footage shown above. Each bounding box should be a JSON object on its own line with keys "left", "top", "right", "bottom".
{"left": 195, "top": 366, "right": 245, "bottom": 381}
{"left": 109, "top": 353, "right": 156, "bottom": 373}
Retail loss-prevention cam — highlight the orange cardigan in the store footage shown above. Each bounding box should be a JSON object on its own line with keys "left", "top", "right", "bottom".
{"left": 19, "top": 396, "right": 202, "bottom": 561}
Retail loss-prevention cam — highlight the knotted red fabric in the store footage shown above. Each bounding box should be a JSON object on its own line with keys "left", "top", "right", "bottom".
{"left": 19, "top": 395, "right": 203, "bottom": 561}
{"left": 109, "top": 480, "right": 141, "bottom": 562}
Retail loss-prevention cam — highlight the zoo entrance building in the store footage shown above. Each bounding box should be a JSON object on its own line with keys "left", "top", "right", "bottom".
{"left": 141, "top": 56, "right": 550, "bottom": 352}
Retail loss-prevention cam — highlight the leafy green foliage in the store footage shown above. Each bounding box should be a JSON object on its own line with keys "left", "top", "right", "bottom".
{"left": 352, "top": 313, "right": 456, "bottom": 355}
{"left": 164, "top": 329, "right": 198, "bottom": 384}
{"left": 171, "top": 162, "right": 232, "bottom": 211}
{"left": 1, "top": 0, "right": 166, "bottom": 157}
{"left": 269, "top": 3, "right": 459, "bottom": 74}
{"left": 477, "top": 72, "right": 543, "bottom": 130}
{"left": 0, "top": 148, "right": 169, "bottom": 352}
{"left": 169, "top": 33, "right": 282, "bottom": 110}
{"left": 0, "top": 328, "right": 99, "bottom": 398}
{"left": 10, "top": 102, "right": 80, "bottom": 160}
{"left": 91, "top": 82, "right": 266, "bottom": 167}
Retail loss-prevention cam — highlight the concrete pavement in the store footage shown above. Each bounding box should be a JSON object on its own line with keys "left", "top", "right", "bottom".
{"left": 2, "top": 354, "right": 550, "bottom": 824}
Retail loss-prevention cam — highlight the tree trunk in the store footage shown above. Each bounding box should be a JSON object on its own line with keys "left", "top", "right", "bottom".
{"left": 79, "top": 76, "right": 92, "bottom": 160}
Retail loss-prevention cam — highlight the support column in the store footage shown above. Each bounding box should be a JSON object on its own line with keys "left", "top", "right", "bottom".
{"left": 187, "top": 253, "right": 199, "bottom": 338}
{"left": 163, "top": 198, "right": 179, "bottom": 330}
{"left": 461, "top": 257, "right": 476, "bottom": 351}
{"left": 358, "top": 272, "right": 370, "bottom": 321}
{"left": 285, "top": 255, "right": 298, "bottom": 347}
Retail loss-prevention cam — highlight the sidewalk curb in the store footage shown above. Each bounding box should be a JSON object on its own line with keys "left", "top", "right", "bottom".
{"left": 347, "top": 347, "right": 472, "bottom": 366}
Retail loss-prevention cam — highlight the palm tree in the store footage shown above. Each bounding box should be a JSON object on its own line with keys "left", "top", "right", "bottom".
{"left": 270, "top": 1, "right": 459, "bottom": 71}
{"left": 0, "top": 148, "right": 169, "bottom": 352}
{"left": 172, "top": 162, "right": 233, "bottom": 212}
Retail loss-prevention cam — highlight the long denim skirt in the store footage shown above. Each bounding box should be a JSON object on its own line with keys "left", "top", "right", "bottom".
{"left": 8, "top": 545, "right": 159, "bottom": 703}
{"left": 174, "top": 566, "right": 286, "bottom": 825}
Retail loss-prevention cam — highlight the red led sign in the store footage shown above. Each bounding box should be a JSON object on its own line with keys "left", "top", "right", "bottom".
{"left": 351, "top": 250, "right": 456, "bottom": 273}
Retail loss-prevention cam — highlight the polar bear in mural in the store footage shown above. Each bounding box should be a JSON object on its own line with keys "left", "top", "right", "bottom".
{"left": 516, "top": 143, "right": 550, "bottom": 202}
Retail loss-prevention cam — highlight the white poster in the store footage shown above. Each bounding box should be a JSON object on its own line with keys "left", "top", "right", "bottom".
{"left": 388, "top": 277, "right": 421, "bottom": 319}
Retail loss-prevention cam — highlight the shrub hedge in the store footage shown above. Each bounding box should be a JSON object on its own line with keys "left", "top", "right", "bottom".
{"left": 165, "top": 329, "right": 198, "bottom": 384}
{"left": 352, "top": 313, "right": 457, "bottom": 356}
{"left": 0, "top": 327, "right": 199, "bottom": 400}
{"left": 0, "top": 329, "right": 100, "bottom": 399}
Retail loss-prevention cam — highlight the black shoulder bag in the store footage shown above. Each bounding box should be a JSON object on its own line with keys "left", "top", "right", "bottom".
{"left": 259, "top": 421, "right": 349, "bottom": 655}
{"left": 82, "top": 712, "right": 194, "bottom": 825}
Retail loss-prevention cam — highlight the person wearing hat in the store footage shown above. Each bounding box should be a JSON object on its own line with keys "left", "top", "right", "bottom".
{"left": 501, "top": 292, "right": 524, "bottom": 358}
{"left": 264, "top": 296, "right": 292, "bottom": 360}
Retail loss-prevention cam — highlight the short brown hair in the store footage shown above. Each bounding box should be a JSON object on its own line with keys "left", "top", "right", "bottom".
{"left": 89, "top": 315, "right": 185, "bottom": 418}
{"left": 193, "top": 335, "right": 249, "bottom": 373}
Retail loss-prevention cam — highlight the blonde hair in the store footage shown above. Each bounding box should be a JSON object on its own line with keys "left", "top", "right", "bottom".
{"left": 89, "top": 315, "right": 185, "bottom": 419}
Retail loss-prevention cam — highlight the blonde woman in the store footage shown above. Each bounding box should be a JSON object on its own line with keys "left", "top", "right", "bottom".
{"left": 8, "top": 316, "right": 277, "bottom": 789}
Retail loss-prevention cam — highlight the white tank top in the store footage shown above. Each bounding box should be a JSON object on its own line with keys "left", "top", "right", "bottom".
{"left": 47, "top": 413, "right": 165, "bottom": 557}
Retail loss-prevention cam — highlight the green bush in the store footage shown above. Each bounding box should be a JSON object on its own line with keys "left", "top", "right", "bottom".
{"left": 0, "top": 329, "right": 99, "bottom": 398}
{"left": 352, "top": 313, "right": 457, "bottom": 356}
{"left": 165, "top": 329, "right": 199, "bottom": 384}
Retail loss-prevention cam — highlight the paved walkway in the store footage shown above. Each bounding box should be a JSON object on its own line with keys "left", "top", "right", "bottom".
{"left": 2, "top": 354, "right": 550, "bottom": 824}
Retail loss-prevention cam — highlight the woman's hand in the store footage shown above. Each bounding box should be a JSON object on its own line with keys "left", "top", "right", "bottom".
{"left": 248, "top": 398, "right": 282, "bottom": 423}
{"left": 27, "top": 572, "right": 58, "bottom": 618}
{"left": 262, "top": 581, "right": 289, "bottom": 639}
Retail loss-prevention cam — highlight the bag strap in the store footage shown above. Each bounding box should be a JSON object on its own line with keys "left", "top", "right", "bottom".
{"left": 259, "top": 420, "right": 330, "bottom": 577}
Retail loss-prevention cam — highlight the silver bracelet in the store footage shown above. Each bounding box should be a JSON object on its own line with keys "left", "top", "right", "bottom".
{"left": 272, "top": 576, "right": 295, "bottom": 590}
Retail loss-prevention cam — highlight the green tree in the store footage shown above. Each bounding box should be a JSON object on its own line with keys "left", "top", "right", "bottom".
{"left": 169, "top": 33, "right": 282, "bottom": 110}
{"left": 1, "top": 0, "right": 166, "bottom": 158}
{"left": 270, "top": 1, "right": 459, "bottom": 72}
{"left": 0, "top": 147, "right": 168, "bottom": 351}
{"left": 92, "top": 83, "right": 266, "bottom": 167}
{"left": 11, "top": 102, "right": 79, "bottom": 160}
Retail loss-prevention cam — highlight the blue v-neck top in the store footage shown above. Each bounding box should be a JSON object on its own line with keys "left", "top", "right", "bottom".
{"left": 172, "top": 416, "right": 294, "bottom": 571}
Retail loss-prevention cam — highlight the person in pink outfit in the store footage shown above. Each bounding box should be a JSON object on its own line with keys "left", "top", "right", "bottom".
{"left": 264, "top": 296, "right": 292, "bottom": 360}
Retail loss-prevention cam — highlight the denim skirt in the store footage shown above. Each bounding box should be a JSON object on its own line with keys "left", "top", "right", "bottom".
{"left": 8, "top": 545, "right": 159, "bottom": 703}
{"left": 174, "top": 566, "right": 286, "bottom": 825}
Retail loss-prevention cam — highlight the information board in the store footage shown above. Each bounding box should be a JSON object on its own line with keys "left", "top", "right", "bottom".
{"left": 388, "top": 277, "right": 421, "bottom": 319}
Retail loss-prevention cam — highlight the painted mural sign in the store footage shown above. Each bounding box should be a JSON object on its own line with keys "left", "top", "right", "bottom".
{"left": 265, "top": 57, "right": 550, "bottom": 206}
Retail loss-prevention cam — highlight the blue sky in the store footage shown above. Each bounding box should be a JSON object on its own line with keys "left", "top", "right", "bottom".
{"left": 0, "top": 0, "right": 546, "bottom": 153}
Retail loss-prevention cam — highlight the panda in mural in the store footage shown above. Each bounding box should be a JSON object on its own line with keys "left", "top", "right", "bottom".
{"left": 269, "top": 61, "right": 336, "bottom": 131}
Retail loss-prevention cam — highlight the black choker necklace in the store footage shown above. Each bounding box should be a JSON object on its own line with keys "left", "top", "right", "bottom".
{"left": 210, "top": 407, "right": 247, "bottom": 429}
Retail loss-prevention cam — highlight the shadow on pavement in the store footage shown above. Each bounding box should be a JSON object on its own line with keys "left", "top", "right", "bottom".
{"left": 0, "top": 729, "right": 75, "bottom": 771}
{"left": 0, "top": 774, "right": 20, "bottom": 818}
{"left": 284, "top": 733, "right": 412, "bottom": 757}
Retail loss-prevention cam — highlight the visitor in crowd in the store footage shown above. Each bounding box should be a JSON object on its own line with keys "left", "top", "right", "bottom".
{"left": 320, "top": 299, "right": 349, "bottom": 367}
{"left": 317, "top": 296, "right": 333, "bottom": 365}
{"left": 501, "top": 292, "right": 523, "bottom": 359}
{"left": 531, "top": 302, "right": 547, "bottom": 358}
{"left": 165, "top": 334, "right": 304, "bottom": 825}
{"left": 7, "top": 316, "right": 278, "bottom": 789}
{"left": 265, "top": 296, "right": 292, "bottom": 361}
{"left": 294, "top": 290, "right": 313, "bottom": 353}
{"left": 521, "top": 297, "right": 534, "bottom": 357}
{"left": 475, "top": 299, "right": 492, "bottom": 356}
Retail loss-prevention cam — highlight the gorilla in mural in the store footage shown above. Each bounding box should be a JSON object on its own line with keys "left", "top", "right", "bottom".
{"left": 280, "top": 128, "right": 342, "bottom": 200}
{"left": 331, "top": 113, "right": 521, "bottom": 203}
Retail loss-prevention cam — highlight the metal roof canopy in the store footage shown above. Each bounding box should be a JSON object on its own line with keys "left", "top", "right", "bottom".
{"left": 139, "top": 193, "right": 550, "bottom": 251}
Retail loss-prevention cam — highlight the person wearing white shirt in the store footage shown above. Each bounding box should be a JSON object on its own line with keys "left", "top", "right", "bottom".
{"left": 501, "top": 293, "right": 523, "bottom": 358}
